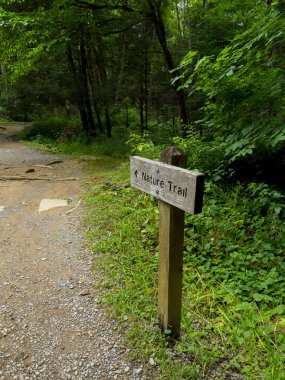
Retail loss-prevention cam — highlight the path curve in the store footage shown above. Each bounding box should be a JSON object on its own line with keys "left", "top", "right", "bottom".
{"left": 0, "top": 125, "right": 149, "bottom": 380}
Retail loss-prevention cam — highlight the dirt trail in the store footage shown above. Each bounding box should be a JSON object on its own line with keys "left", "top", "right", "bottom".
{"left": 0, "top": 125, "right": 148, "bottom": 380}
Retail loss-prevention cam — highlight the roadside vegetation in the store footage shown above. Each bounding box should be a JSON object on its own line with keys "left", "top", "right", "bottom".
{"left": 1, "top": 0, "right": 285, "bottom": 378}
{"left": 16, "top": 118, "right": 285, "bottom": 380}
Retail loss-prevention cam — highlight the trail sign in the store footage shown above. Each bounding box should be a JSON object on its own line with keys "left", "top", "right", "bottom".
{"left": 130, "top": 147, "right": 205, "bottom": 337}
{"left": 130, "top": 156, "right": 204, "bottom": 214}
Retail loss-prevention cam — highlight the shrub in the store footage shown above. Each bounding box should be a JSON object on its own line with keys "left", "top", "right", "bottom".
{"left": 18, "top": 117, "right": 71, "bottom": 141}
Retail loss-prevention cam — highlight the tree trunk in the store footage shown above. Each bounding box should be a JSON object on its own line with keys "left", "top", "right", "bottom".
{"left": 139, "top": 77, "right": 144, "bottom": 134}
{"left": 94, "top": 102, "right": 104, "bottom": 133}
{"left": 126, "top": 103, "right": 129, "bottom": 128}
{"left": 86, "top": 47, "right": 104, "bottom": 133}
{"left": 146, "top": 0, "right": 189, "bottom": 129}
{"left": 116, "top": 32, "right": 128, "bottom": 101}
{"left": 93, "top": 40, "right": 112, "bottom": 138}
{"left": 66, "top": 46, "right": 89, "bottom": 133}
{"left": 277, "top": 0, "right": 285, "bottom": 11}
{"left": 143, "top": 20, "right": 149, "bottom": 131}
{"left": 175, "top": 0, "right": 183, "bottom": 42}
{"left": 144, "top": 55, "right": 148, "bottom": 131}
{"left": 79, "top": 41, "right": 96, "bottom": 136}
{"left": 0, "top": 63, "right": 9, "bottom": 98}
{"left": 103, "top": 107, "right": 111, "bottom": 138}
{"left": 184, "top": 0, "right": 192, "bottom": 49}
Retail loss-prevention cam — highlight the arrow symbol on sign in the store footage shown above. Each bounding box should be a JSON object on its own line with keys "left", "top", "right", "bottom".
{"left": 135, "top": 170, "right": 138, "bottom": 178}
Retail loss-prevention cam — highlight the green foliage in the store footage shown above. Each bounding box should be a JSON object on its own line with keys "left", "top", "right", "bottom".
{"left": 247, "top": 182, "right": 285, "bottom": 215}
{"left": 178, "top": 9, "right": 285, "bottom": 167}
{"left": 127, "top": 132, "right": 163, "bottom": 159}
{"left": 126, "top": 122, "right": 186, "bottom": 159}
{"left": 57, "top": 136, "right": 130, "bottom": 158}
{"left": 172, "top": 133, "right": 231, "bottom": 182}
{"left": 9, "top": 0, "right": 285, "bottom": 376}
{"left": 184, "top": 182, "right": 285, "bottom": 307}
{"left": 18, "top": 117, "right": 71, "bottom": 140}
{"left": 127, "top": 128, "right": 233, "bottom": 183}
{"left": 27, "top": 125, "right": 285, "bottom": 377}
{"left": 83, "top": 154, "right": 285, "bottom": 379}
{"left": 184, "top": 0, "right": 268, "bottom": 57}
{"left": 20, "top": 121, "right": 131, "bottom": 158}
{"left": 111, "top": 104, "right": 140, "bottom": 131}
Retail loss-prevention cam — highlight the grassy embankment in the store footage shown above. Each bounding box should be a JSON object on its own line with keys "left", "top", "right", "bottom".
{"left": 17, "top": 118, "right": 285, "bottom": 380}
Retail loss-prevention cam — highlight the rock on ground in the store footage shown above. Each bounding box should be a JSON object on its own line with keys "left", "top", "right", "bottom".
{"left": 0, "top": 125, "right": 155, "bottom": 380}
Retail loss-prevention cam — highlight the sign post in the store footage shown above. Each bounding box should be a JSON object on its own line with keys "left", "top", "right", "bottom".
{"left": 130, "top": 147, "right": 204, "bottom": 337}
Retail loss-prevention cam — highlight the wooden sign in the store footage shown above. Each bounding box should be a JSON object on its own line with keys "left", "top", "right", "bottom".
{"left": 130, "top": 156, "right": 204, "bottom": 214}
{"left": 130, "top": 147, "right": 204, "bottom": 337}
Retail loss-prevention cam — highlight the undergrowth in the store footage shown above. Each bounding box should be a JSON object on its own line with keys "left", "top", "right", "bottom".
{"left": 0, "top": 119, "right": 26, "bottom": 124}
{"left": 84, "top": 156, "right": 285, "bottom": 380}
{"left": 19, "top": 120, "right": 285, "bottom": 379}
{"left": 19, "top": 117, "right": 130, "bottom": 158}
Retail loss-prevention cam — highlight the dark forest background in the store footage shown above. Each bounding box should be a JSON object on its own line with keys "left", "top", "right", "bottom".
{"left": 1, "top": 2, "right": 285, "bottom": 377}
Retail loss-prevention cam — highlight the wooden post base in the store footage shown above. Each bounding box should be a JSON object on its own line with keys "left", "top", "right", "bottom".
{"left": 158, "top": 147, "right": 187, "bottom": 337}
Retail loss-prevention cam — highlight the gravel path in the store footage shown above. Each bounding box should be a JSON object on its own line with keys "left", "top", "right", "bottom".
{"left": 0, "top": 125, "right": 154, "bottom": 380}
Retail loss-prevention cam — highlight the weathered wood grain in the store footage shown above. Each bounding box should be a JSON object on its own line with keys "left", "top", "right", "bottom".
{"left": 130, "top": 155, "right": 204, "bottom": 214}
{"left": 130, "top": 148, "right": 205, "bottom": 337}
{"left": 157, "top": 147, "right": 186, "bottom": 337}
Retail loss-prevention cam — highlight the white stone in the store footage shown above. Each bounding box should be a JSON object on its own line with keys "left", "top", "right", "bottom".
{"left": 38, "top": 199, "right": 68, "bottom": 212}
{"left": 0, "top": 206, "right": 4, "bottom": 213}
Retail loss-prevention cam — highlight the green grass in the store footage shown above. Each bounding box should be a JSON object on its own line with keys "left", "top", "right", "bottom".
{"left": 0, "top": 119, "right": 26, "bottom": 124}
{"left": 17, "top": 117, "right": 72, "bottom": 140}
{"left": 83, "top": 157, "right": 285, "bottom": 380}
{"left": 19, "top": 118, "right": 130, "bottom": 158}
{"left": 19, "top": 121, "right": 285, "bottom": 379}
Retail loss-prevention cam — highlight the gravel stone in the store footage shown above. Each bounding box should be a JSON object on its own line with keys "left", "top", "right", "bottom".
{"left": 0, "top": 125, "right": 157, "bottom": 379}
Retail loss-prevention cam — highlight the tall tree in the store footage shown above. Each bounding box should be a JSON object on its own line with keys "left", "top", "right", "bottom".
{"left": 145, "top": 0, "right": 189, "bottom": 126}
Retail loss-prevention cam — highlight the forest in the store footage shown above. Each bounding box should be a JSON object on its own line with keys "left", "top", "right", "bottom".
{"left": 1, "top": 0, "right": 285, "bottom": 379}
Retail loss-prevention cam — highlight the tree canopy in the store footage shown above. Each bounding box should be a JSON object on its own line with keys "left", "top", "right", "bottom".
{"left": 0, "top": 0, "right": 284, "bottom": 173}
{"left": 1, "top": 2, "right": 285, "bottom": 378}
